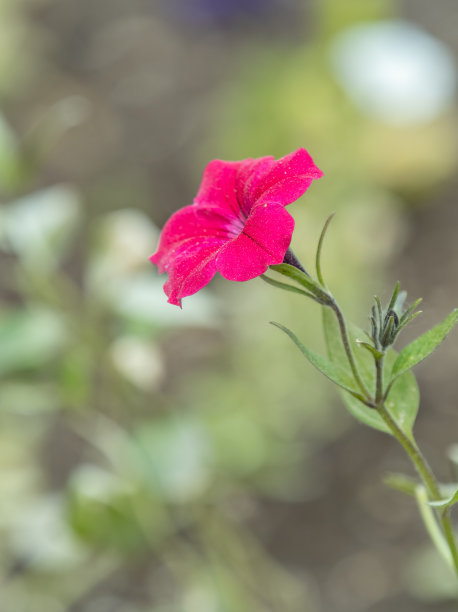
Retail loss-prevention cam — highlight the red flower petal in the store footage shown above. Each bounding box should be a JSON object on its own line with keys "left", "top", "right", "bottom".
{"left": 194, "top": 159, "right": 247, "bottom": 222}
{"left": 248, "top": 148, "right": 323, "bottom": 207}
{"left": 235, "top": 157, "right": 276, "bottom": 213}
{"left": 216, "top": 203, "right": 295, "bottom": 281}
{"left": 151, "top": 205, "right": 234, "bottom": 274}
{"left": 162, "top": 241, "right": 223, "bottom": 307}
{"left": 150, "top": 205, "right": 231, "bottom": 306}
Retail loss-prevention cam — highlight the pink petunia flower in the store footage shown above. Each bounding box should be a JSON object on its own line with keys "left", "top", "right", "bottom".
{"left": 151, "top": 148, "right": 323, "bottom": 306}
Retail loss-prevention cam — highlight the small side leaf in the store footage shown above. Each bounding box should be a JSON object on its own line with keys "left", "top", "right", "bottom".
{"left": 392, "top": 309, "right": 458, "bottom": 379}
{"left": 429, "top": 488, "right": 458, "bottom": 510}
{"left": 416, "top": 486, "right": 454, "bottom": 568}
{"left": 271, "top": 322, "right": 360, "bottom": 396}
{"left": 384, "top": 472, "right": 418, "bottom": 497}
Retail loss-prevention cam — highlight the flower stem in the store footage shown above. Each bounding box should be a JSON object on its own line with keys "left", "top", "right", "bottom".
{"left": 377, "top": 403, "right": 438, "bottom": 498}
{"left": 443, "top": 509, "right": 458, "bottom": 576}
{"left": 329, "top": 300, "right": 372, "bottom": 400}
{"left": 415, "top": 486, "right": 452, "bottom": 567}
{"left": 333, "top": 302, "right": 458, "bottom": 577}
{"left": 376, "top": 403, "right": 458, "bottom": 577}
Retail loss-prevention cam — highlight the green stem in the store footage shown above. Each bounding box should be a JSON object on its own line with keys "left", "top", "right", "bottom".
{"left": 375, "top": 354, "right": 384, "bottom": 404}
{"left": 377, "top": 402, "right": 458, "bottom": 577}
{"left": 333, "top": 302, "right": 458, "bottom": 577}
{"left": 377, "top": 404, "right": 438, "bottom": 498}
{"left": 415, "top": 486, "right": 452, "bottom": 566}
{"left": 329, "top": 300, "right": 372, "bottom": 400}
{"left": 442, "top": 508, "right": 458, "bottom": 577}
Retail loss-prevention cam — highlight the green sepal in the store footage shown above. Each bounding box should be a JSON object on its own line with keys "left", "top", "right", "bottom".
{"left": 387, "top": 281, "right": 401, "bottom": 312}
{"left": 399, "top": 297, "right": 423, "bottom": 325}
{"left": 260, "top": 274, "right": 317, "bottom": 301}
{"left": 391, "top": 309, "right": 458, "bottom": 380}
{"left": 356, "top": 340, "right": 384, "bottom": 361}
{"left": 397, "top": 309, "right": 422, "bottom": 333}
{"left": 322, "top": 308, "right": 419, "bottom": 435}
{"left": 270, "top": 322, "right": 365, "bottom": 399}
{"left": 269, "top": 263, "right": 332, "bottom": 304}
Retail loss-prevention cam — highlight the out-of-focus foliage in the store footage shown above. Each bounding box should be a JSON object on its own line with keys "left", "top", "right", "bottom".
{"left": 0, "top": 113, "right": 313, "bottom": 610}
{"left": 1, "top": 0, "right": 458, "bottom": 611}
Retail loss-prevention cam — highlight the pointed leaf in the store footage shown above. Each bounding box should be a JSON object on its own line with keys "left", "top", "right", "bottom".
{"left": 392, "top": 309, "right": 458, "bottom": 379}
{"left": 271, "top": 322, "right": 361, "bottom": 396}
{"left": 322, "top": 308, "right": 419, "bottom": 435}
{"left": 356, "top": 340, "right": 384, "bottom": 360}
{"left": 387, "top": 281, "right": 401, "bottom": 312}
{"left": 428, "top": 487, "right": 458, "bottom": 509}
{"left": 260, "top": 275, "right": 316, "bottom": 300}
{"left": 399, "top": 297, "right": 422, "bottom": 325}
{"left": 384, "top": 472, "right": 418, "bottom": 497}
{"left": 315, "top": 212, "right": 335, "bottom": 287}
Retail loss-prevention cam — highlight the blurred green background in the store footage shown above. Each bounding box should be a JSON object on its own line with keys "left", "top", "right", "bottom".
{"left": 1, "top": 0, "right": 458, "bottom": 610}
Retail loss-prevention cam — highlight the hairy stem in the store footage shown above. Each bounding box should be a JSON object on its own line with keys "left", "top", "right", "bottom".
{"left": 375, "top": 355, "right": 384, "bottom": 404}
{"left": 376, "top": 403, "right": 458, "bottom": 576}
{"left": 329, "top": 300, "right": 372, "bottom": 400}
{"left": 332, "top": 301, "right": 458, "bottom": 577}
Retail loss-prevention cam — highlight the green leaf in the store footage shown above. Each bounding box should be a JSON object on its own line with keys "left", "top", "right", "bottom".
{"left": 391, "top": 309, "right": 458, "bottom": 379}
{"left": 415, "top": 486, "right": 454, "bottom": 569}
{"left": 384, "top": 472, "right": 418, "bottom": 497}
{"left": 271, "top": 322, "right": 362, "bottom": 397}
{"left": 384, "top": 365, "right": 419, "bottom": 434}
{"left": 356, "top": 340, "right": 384, "bottom": 360}
{"left": 315, "top": 212, "right": 335, "bottom": 287}
{"left": 428, "top": 487, "right": 458, "bottom": 510}
{"left": 322, "top": 308, "right": 419, "bottom": 435}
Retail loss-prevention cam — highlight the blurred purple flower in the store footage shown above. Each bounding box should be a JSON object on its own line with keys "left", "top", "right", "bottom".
{"left": 162, "top": 0, "right": 276, "bottom": 25}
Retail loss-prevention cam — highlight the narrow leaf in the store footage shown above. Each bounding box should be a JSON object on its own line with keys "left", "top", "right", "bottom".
{"left": 392, "top": 309, "right": 458, "bottom": 379}
{"left": 399, "top": 297, "right": 422, "bottom": 325}
{"left": 260, "top": 274, "right": 317, "bottom": 300}
{"left": 397, "top": 309, "right": 422, "bottom": 332}
{"left": 271, "top": 322, "right": 360, "bottom": 395}
{"left": 315, "top": 212, "right": 335, "bottom": 287}
{"left": 384, "top": 472, "right": 418, "bottom": 497}
{"left": 416, "top": 486, "right": 453, "bottom": 567}
{"left": 375, "top": 296, "right": 383, "bottom": 328}
{"left": 428, "top": 487, "right": 458, "bottom": 509}
{"left": 356, "top": 340, "right": 384, "bottom": 360}
{"left": 387, "top": 281, "right": 401, "bottom": 311}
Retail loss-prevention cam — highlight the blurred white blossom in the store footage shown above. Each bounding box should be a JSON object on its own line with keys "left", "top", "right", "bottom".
{"left": 331, "top": 20, "right": 457, "bottom": 125}
{"left": 110, "top": 335, "right": 164, "bottom": 391}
